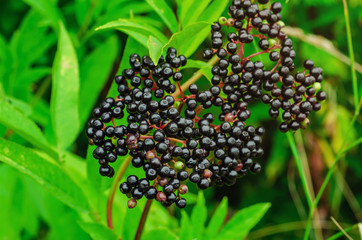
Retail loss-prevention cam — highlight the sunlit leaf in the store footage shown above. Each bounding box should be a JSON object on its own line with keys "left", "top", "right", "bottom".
{"left": 216, "top": 203, "right": 271, "bottom": 240}
{"left": 0, "top": 138, "right": 90, "bottom": 212}
{"left": 146, "top": 0, "right": 178, "bottom": 33}
{"left": 51, "top": 22, "right": 80, "bottom": 150}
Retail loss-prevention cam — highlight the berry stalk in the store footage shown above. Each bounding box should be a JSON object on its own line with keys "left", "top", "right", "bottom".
{"left": 106, "top": 156, "right": 132, "bottom": 229}
{"left": 172, "top": 55, "right": 220, "bottom": 98}
{"left": 135, "top": 199, "right": 153, "bottom": 240}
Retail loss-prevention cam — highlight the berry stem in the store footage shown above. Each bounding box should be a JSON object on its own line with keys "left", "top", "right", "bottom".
{"left": 106, "top": 155, "right": 132, "bottom": 229}
{"left": 177, "top": 81, "right": 185, "bottom": 99}
{"left": 271, "top": 60, "right": 281, "bottom": 73}
{"left": 239, "top": 43, "right": 245, "bottom": 59}
{"left": 135, "top": 199, "right": 153, "bottom": 240}
{"left": 243, "top": 45, "right": 280, "bottom": 62}
{"left": 139, "top": 135, "right": 185, "bottom": 145}
{"left": 172, "top": 56, "right": 220, "bottom": 98}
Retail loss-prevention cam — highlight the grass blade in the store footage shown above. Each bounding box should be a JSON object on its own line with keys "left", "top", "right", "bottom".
{"left": 342, "top": 0, "right": 359, "bottom": 114}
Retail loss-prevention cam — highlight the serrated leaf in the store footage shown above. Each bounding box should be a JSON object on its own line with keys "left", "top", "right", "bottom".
{"left": 95, "top": 19, "right": 168, "bottom": 46}
{"left": 79, "top": 222, "right": 119, "bottom": 240}
{"left": 142, "top": 227, "right": 179, "bottom": 240}
{"left": 191, "top": 191, "right": 207, "bottom": 240}
{"left": 206, "top": 197, "right": 228, "bottom": 238}
{"left": 147, "top": 35, "right": 164, "bottom": 65}
{"left": 180, "top": 211, "right": 192, "bottom": 240}
{"left": 146, "top": 0, "right": 178, "bottom": 33}
{"left": 0, "top": 97, "right": 48, "bottom": 149}
{"left": 216, "top": 203, "right": 271, "bottom": 240}
{"left": 51, "top": 22, "right": 80, "bottom": 150}
{"left": 79, "top": 35, "right": 118, "bottom": 128}
{"left": 0, "top": 138, "right": 90, "bottom": 212}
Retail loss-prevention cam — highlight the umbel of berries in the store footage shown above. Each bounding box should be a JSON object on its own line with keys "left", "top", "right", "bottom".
{"left": 85, "top": 0, "right": 326, "bottom": 209}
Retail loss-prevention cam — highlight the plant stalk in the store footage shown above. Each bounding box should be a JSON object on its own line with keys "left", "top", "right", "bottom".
{"left": 107, "top": 156, "right": 132, "bottom": 229}
{"left": 135, "top": 199, "right": 153, "bottom": 240}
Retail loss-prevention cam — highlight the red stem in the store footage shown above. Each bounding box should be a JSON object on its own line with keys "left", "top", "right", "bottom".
{"left": 134, "top": 199, "right": 153, "bottom": 240}
{"left": 106, "top": 156, "right": 132, "bottom": 229}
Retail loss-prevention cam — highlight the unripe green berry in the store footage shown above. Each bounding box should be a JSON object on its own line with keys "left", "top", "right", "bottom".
{"left": 219, "top": 17, "right": 227, "bottom": 25}
{"left": 268, "top": 39, "right": 276, "bottom": 47}
{"left": 313, "top": 82, "right": 322, "bottom": 91}
{"left": 277, "top": 20, "right": 285, "bottom": 28}
{"left": 174, "top": 161, "right": 184, "bottom": 170}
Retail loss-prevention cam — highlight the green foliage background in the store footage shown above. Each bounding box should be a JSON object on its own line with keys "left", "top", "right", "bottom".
{"left": 0, "top": 0, "right": 361, "bottom": 239}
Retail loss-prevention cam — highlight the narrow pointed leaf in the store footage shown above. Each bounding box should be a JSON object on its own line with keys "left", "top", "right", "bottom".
{"left": 146, "top": 0, "right": 178, "bottom": 33}
{"left": 206, "top": 197, "right": 228, "bottom": 238}
{"left": 147, "top": 35, "right": 164, "bottom": 65}
{"left": 142, "top": 228, "right": 178, "bottom": 240}
{"left": 0, "top": 97, "right": 48, "bottom": 149}
{"left": 79, "top": 222, "right": 119, "bottom": 240}
{"left": 0, "top": 138, "right": 90, "bottom": 212}
{"left": 182, "top": 0, "right": 211, "bottom": 27}
{"left": 180, "top": 211, "right": 192, "bottom": 240}
{"left": 164, "top": 22, "right": 209, "bottom": 57}
{"left": 95, "top": 19, "right": 168, "bottom": 46}
{"left": 191, "top": 191, "right": 207, "bottom": 240}
{"left": 51, "top": 22, "right": 80, "bottom": 150}
{"left": 198, "top": 0, "right": 229, "bottom": 23}
{"left": 216, "top": 203, "right": 271, "bottom": 240}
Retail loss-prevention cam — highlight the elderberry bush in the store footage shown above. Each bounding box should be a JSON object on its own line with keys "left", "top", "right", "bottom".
{"left": 86, "top": 0, "right": 326, "bottom": 209}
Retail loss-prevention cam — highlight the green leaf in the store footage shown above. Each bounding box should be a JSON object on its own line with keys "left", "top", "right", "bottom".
{"left": 191, "top": 191, "right": 207, "bottom": 240}
{"left": 199, "top": 65, "right": 213, "bottom": 81}
{"left": 95, "top": 19, "right": 168, "bottom": 46}
{"left": 122, "top": 205, "right": 142, "bottom": 240}
{"left": 51, "top": 22, "right": 80, "bottom": 150}
{"left": 265, "top": 131, "right": 289, "bottom": 182}
{"left": 79, "top": 35, "right": 118, "bottom": 128}
{"left": 17, "top": 67, "right": 51, "bottom": 85}
{"left": 6, "top": 96, "right": 32, "bottom": 117}
{"left": 0, "top": 138, "right": 90, "bottom": 212}
{"left": 182, "top": 0, "right": 211, "bottom": 28}
{"left": 22, "top": 0, "right": 63, "bottom": 31}
{"left": 179, "top": 0, "right": 194, "bottom": 26}
{"left": 79, "top": 222, "right": 119, "bottom": 240}
{"left": 147, "top": 36, "right": 164, "bottom": 65}
{"left": 216, "top": 203, "right": 271, "bottom": 240}
{"left": 145, "top": 0, "right": 178, "bottom": 33}
{"left": 198, "top": 0, "right": 229, "bottom": 23}
{"left": 0, "top": 98, "right": 48, "bottom": 149}
{"left": 165, "top": 22, "right": 210, "bottom": 57}
{"left": 75, "top": 0, "right": 91, "bottom": 26}
{"left": 206, "top": 197, "right": 228, "bottom": 238}
{"left": 142, "top": 227, "right": 179, "bottom": 240}
{"left": 180, "top": 59, "right": 211, "bottom": 70}
{"left": 180, "top": 211, "right": 192, "bottom": 240}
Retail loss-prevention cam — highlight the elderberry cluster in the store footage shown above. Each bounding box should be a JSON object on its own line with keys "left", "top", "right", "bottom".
{"left": 86, "top": 45, "right": 265, "bottom": 208}
{"left": 85, "top": 0, "right": 327, "bottom": 209}
{"left": 203, "top": 0, "right": 326, "bottom": 131}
